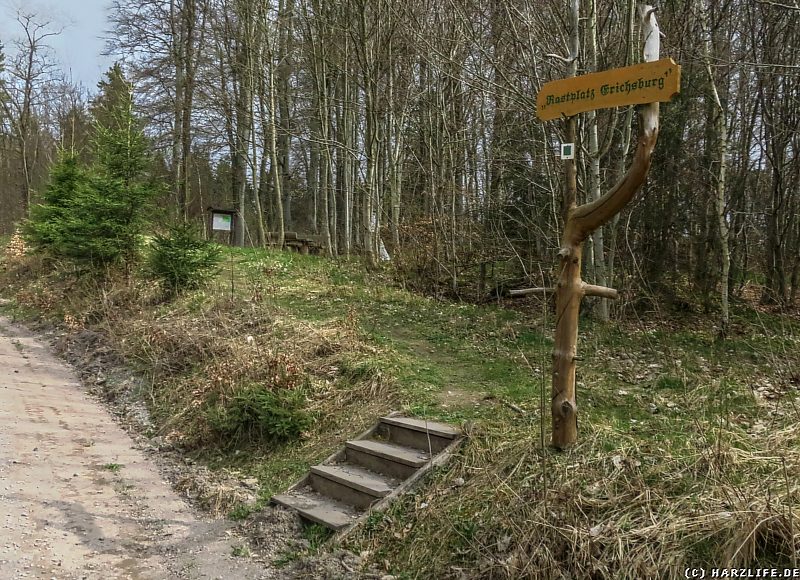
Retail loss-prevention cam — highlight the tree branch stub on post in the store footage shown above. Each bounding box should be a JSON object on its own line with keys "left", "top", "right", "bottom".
{"left": 536, "top": 3, "right": 675, "bottom": 449}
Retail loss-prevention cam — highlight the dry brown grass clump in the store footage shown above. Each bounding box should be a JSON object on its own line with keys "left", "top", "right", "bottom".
{"left": 348, "top": 419, "right": 800, "bottom": 579}
{"left": 105, "top": 292, "right": 393, "bottom": 449}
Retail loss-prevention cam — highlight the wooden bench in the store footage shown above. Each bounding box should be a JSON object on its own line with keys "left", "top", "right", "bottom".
{"left": 267, "top": 232, "right": 324, "bottom": 255}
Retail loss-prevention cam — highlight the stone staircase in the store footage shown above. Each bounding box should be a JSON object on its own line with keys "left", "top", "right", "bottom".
{"left": 271, "top": 415, "right": 462, "bottom": 532}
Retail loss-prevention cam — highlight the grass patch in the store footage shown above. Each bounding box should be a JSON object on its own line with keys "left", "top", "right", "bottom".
{"left": 205, "top": 384, "right": 311, "bottom": 446}
{"left": 228, "top": 502, "right": 255, "bottom": 521}
{"left": 3, "top": 244, "right": 799, "bottom": 577}
{"left": 302, "top": 523, "right": 333, "bottom": 551}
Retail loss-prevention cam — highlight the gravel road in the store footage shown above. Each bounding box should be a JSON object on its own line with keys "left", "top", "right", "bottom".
{"left": 0, "top": 316, "right": 272, "bottom": 580}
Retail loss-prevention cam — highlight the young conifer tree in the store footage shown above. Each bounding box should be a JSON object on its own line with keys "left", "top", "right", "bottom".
{"left": 78, "top": 66, "right": 154, "bottom": 264}
{"left": 24, "top": 153, "right": 89, "bottom": 252}
{"left": 25, "top": 65, "right": 155, "bottom": 266}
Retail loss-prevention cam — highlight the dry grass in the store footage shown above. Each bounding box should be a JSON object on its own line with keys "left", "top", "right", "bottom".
{"left": 1, "top": 249, "right": 398, "bottom": 471}
{"left": 171, "top": 464, "right": 259, "bottom": 516}
{"left": 4, "top": 230, "right": 27, "bottom": 259}
{"left": 61, "top": 279, "right": 395, "bottom": 455}
{"left": 4, "top": 247, "right": 799, "bottom": 578}
{"left": 347, "top": 413, "right": 799, "bottom": 578}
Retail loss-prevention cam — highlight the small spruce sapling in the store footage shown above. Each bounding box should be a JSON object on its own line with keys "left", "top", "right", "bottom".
{"left": 148, "top": 223, "right": 222, "bottom": 293}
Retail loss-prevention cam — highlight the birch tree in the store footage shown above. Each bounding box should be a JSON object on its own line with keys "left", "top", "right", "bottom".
{"left": 700, "top": 0, "right": 732, "bottom": 334}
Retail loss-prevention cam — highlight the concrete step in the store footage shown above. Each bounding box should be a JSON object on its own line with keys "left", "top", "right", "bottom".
{"left": 272, "top": 488, "right": 361, "bottom": 531}
{"left": 309, "top": 464, "right": 398, "bottom": 509}
{"left": 378, "top": 416, "right": 460, "bottom": 453}
{"left": 345, "top": 439, "right": 430, "bottom": 479}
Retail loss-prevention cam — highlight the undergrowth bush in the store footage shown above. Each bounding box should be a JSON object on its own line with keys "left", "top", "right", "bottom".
{"left": 206, "top": 384, "right": 310, "bottom": 445}
{"left": 148, "top": 223, "right": 221, "bottom": 293}
{"left": 390, "top": 219, "right": 537, "bottom": 300}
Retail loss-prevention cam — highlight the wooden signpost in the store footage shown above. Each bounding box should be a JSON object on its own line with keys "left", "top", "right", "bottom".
{"left": 532, "top": 4, "right": 680, "bottom": 449}
{"left": 537, "top": 58, "right": 680, "bottom": 121}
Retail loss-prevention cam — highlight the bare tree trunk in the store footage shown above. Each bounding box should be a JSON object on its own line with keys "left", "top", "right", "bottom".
{"left": 6, "top": 12, "right": 61, "bottom": 216}
{"left": 607, "top": 0, "right": 636, "bottom": 288}
{"left": 387, "top": 57, "right": 405, "bottom": 250}
{"left": 365, "top": 101, "right": 378, "bottom": 266}
{"left": 277, "top": 0, "right": 293, "bottom": 231}
{"left": 170, "top": 0, "right": 185, "bottom": 219}
{"left": 586, "top": 0, "right": 609, "bottom": 321}
{"left": 702, "top": 1, "right": 731, "bottom": 335}
{"left": 301, "top": 0, "right": 336, "bottom": 253}
{"left": 309, "top": 112, "right": 320, "bottom": 234}
{"left": 267, "top": 39, "right": 285, "bottom": 248}
{"left": 318, "top": 73, "right": 333, "bottom": 255}
{"left": 232, "top": 0, "right": 251, "bottom": 246}
{"left": 169, "top": 0, "right": 204, "bottom": 221}
{"left": 343, "top": 41, "right": 355, "bottom": 256}
{"left": 553, "top": 0, "right": 581, "bottom": 448}
{"left": 250, "top": 31, "right": 266, "bottom": 246}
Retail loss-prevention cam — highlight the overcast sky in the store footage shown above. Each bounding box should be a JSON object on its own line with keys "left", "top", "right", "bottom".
{"left": 1, "top": 0, "right": 114, "bottom": 91}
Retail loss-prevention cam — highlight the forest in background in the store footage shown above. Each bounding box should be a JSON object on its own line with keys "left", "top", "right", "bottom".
{"left": 1, "top": 0, "right": 799, "bottom": 314}
{"left": 2, "top": 2, "right": 800, "bottom": 575}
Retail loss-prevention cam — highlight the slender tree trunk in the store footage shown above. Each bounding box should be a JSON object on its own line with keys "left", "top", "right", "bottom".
{"left": 586, "top": 0, "right": 609, "bottom": 321}
{"left": 309, "top": 112, "right": 320, "bottom": 235}
{"left": 277, "top": 0, "right": 293, "bottom": 231}
{"left": 553, "top": 0, "right": 581, "bottom": 447}
{"left": 268, "top": 44, "right": 285, "bottom": 248}
{"left": 702, "top": 2, "right": 731, "bottom": 335}
{"left": 180, "top": 0, "right": 199, "bottom": 220}
{"left": 607, "top": 0, "right": 636, "bottom": 288}
{"left": 170, "top": 0, "right": 185, "bottom": 219}
{"left": 251, "top": 50, "right": 266, "bottom": 246}
{"left": 343, "top": 44, "right": 355, "bottom": 256}
{"left": 364, "top": 85, "right": 379, "bottom": 267}
{"left": 232, "top": 0, "right": 252, "bottom": 246}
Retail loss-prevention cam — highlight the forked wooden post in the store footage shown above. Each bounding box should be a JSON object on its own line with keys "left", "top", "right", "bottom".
{"left": 547, "top": 4, "right": 667, "bottom": 448}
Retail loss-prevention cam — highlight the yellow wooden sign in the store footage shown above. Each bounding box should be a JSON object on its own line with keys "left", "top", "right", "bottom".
{"left": 536, "top": 58, "right": 681, "bottom": 121}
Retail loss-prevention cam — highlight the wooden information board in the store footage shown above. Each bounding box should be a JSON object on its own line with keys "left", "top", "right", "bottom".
{"left": 536, "top": 58, "right": 680, "bottom": 121}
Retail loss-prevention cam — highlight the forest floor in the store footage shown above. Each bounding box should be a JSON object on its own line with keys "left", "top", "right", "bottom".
{"left": 1, "top": 244, "right": 799, "bottom": 579}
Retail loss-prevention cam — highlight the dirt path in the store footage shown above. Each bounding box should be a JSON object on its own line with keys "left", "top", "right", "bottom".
{"left": 0, "top": 317, "right": 272, "bottom": 580}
